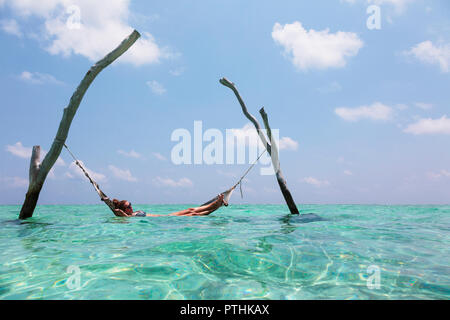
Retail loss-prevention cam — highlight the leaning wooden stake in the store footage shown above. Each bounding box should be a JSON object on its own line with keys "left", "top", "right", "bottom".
{"left": 219, "top": 77, "right": 299, "bottom": 214}
{"left": 259, "top": 107, "right": 299, "bottom": 214}
{"left": 19, "top": 30, "right": 141, "bottom": 219}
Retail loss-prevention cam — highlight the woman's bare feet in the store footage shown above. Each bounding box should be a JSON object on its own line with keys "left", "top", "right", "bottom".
{"left": 221, "top": 193, "right": 229, "bottom": 206}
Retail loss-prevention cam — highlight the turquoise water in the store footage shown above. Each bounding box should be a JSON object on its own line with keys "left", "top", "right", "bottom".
{"left": 0, "top": 204, "right": 449, "bottom": 300}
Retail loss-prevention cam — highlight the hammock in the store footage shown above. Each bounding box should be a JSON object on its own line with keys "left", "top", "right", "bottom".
{"left": 200, "top": 150, "right": 266, "bottom": 207}
{"left": 63, "top": 144, "right": 265, "bottom": 212}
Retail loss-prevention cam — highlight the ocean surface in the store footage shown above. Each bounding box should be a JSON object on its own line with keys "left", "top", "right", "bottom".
{"left": 0, "top": 204, "right": 449, "bottom": 300}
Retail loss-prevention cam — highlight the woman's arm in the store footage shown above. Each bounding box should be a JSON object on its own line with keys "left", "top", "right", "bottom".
{"left": 113, "top": 209, "right": 130, "bottom": 217}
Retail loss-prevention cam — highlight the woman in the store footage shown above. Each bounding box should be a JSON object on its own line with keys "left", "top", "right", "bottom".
{"left": 105, "top": 194, "right": 226, "bottom": 217}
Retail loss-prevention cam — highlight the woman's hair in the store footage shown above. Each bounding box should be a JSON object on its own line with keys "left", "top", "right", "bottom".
{"left": 112, "top": 198, "right": 120, "bottom": 209}
{"left": 119, "top": 200, "right": 128, "bottom": 210}
{"left": 112, "top": 199, "right": 132, "bottom": 212}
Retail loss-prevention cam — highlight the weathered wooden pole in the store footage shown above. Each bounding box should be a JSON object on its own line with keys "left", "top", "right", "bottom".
{"left": 259, "top": 107, "right": 299, "bottom": 214}
{"left": 19, "top": 30, "right": 141, "bottom": 219}
{"left": 219, "top": 77, "right": 300, "bottom": 214}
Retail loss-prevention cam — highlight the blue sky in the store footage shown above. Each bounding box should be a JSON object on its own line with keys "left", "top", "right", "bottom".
{"left": 1, "top": 0, "right": 449, "bottom": 205}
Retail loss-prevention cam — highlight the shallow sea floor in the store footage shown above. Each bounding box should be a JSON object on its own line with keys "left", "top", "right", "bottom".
{"left": 0, "top": 204, "right": 449, "bottom": 299}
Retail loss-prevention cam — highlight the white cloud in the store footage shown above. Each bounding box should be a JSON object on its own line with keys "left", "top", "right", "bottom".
{"left": 146, "top": 80, "right": 166, "bottom": 95}
{"left": 342, "top": 0, "right": 414, "bottom": 12}
{"left": 344, "top": 170, "right": 353, "bottom": 176}
{"left": 19, "top": 71, "right": 64, "bottom": 85}
{"left": 405, "top": 41, "right": 450, "bottom": 73}
{"left": 117, "top": 149, "right": 141, "bottom": 158}
{"left": 153, "top": 152, "right": 167, "bottom": 161}
{"left": 47, "top": 168, "right": 56, "bottom": 179}
{"left": 278, "top": 137, "right": 299, "bottom": 151}
{"left": 2, "top": 0, "right": 63, "bottom": 17}
{"left": 272, "top": 21, "right": 363, "bottom": 71}
{"left": 64, "top": 171, "right": 74, "bottom": 179}
{"left": 414, "top": 102, "right": 433, "bottom": 110}
{"left": 1, "top": 176, "right": 28, "bottom": 188}
{"left": 302, "top": 177, "right": 330, "bottom": 188}
{"left": 335, "top": 102, "right": 393, "bottom": 122}
{"left": 108, "top": 165, "right": 137, "bottom": 182}
{"left": 228, "top": 123, "right": 298, "bottom": 151}
{"left": 51, "top": 155, "right": 66, "bottom": 166}
{"left": 428, "top": 170, "right": 450, "bottom": 180}
{"left": 153, "top": 176, "right": 193, "bottom": 188}
{"left": 5, "top": 142, "right": 31, "bottom": 158}
{"left": 169, "top": 67, "right": 185, "bottom": 76}
{"left": 0, "top": 18, "right": 22, "bottom": 37}
{"left": 5, "top": 142, "right": 65, "bottom": 166}
{"left": 228, "top": 123, "right": 263, "bottom": 149}
{"left": 68, "top": 160, "right": 106, "bottom": 182}
{"left": 337, "top": 156, "right": 353, "bottom": 166}
{"left": 404, "top": 115, "right": 450, "bottom": 135}
{"left": 2, "top": 0, "right": 171, "bottom": 66}
{"left": 368, "top": 0, "right": 414, "bottom": 12}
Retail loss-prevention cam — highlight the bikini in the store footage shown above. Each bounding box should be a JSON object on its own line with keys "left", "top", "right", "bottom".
{"left": 134, "top": 210, "right": 147, "bottom": 217}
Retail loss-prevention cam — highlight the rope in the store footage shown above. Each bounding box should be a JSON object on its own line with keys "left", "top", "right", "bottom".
{"left": 64, "top": 144, "right": 99, "bottom": 190}
{"left": 233, "top": 149, "right": 267, "bottom": 198}
{"left": 65, "top": 143, "right": 268, "bottom": 208}
{"left": 63, "top": 144, "right": 115, "bottom": 212}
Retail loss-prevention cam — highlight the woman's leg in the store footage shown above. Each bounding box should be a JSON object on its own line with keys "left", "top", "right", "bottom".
{"left": 184, "top": 208, "right": 216, "bottom": 216}
{"left": 169, "top": 195, "right": 224, "bottom": 216}
{"left": 168, "top": 208, "right": 194, "bottom": 216}
{"left": 169, "top": 206, "right": 211, "bottom": 216}
{"left": 193, "top": 195, "right": 223, "bottom": 212}
{"left": 170, "top": 209, "right": 196, "bottom": 216}
{"left": 186, "top": 195, "right": 224, "bottom": 216}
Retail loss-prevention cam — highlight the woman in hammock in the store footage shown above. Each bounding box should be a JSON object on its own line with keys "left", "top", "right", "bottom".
{"left": 106, "top": 194, "right": 226, "bottom": 217}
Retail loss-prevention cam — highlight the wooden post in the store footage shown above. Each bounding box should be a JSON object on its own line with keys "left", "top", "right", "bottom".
{"left": 19, "top": 30, "right": 141, "bottom": 219}
{"left": 259, "top": 107, "right": 299, "bottom": 214}
{"left": 219, "top": 77, "right": 300, "bottom": 214}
